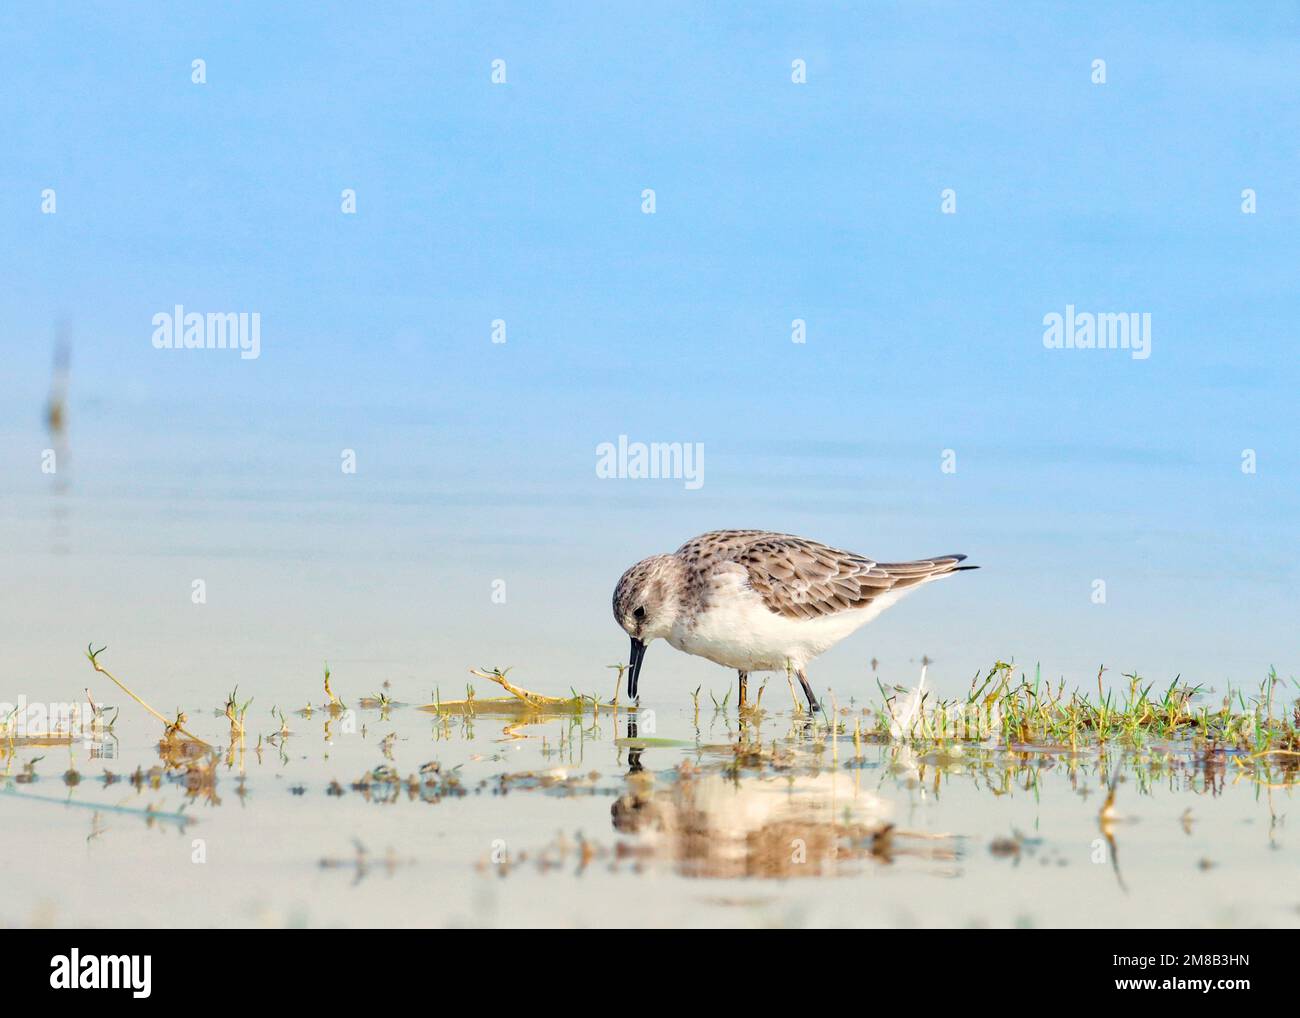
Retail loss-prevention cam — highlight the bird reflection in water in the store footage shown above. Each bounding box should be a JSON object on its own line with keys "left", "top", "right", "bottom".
{"left": 624, "top": 715, "right": 645, "bottom": 775}
{"left": 612, "top": 716, "right": 960, "bottom": 878}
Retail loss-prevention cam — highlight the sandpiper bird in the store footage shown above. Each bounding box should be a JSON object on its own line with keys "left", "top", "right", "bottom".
{"left": 612, "top": 530, "right": 977, "bottom": 712}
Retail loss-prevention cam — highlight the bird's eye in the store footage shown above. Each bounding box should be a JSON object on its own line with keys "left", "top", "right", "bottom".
{"left": 633, "top": 606, "right": 646, "bottom": 621}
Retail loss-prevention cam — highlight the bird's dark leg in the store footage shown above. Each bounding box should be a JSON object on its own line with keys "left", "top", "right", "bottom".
{"left": 737, "top": 671, "right": 748, "bottom": 708}
{"left": 796, "top": 669, "right": 821, "bottom": 713}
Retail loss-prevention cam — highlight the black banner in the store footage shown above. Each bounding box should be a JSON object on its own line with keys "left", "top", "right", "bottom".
{"left": 0, "top": 929, "right": 1277, "bottom": 1004}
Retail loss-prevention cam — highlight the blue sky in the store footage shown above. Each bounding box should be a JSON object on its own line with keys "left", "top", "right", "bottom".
{"left": 2, "top": 2, "right": 1296, "bottom": 701}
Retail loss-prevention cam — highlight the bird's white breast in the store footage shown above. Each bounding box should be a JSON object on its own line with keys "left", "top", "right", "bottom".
{"left": 668, "top": 564, "right": 901, "bottom": 671}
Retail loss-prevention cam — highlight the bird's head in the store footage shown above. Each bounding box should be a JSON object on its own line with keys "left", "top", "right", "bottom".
{"left": 612, "top": 554, "right": 685, "bottom": 699}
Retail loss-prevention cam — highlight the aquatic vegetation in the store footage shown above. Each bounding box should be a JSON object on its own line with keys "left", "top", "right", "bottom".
{"left": 869, "top": 662, "right": 1298, "bottom": 761}
{"left": 85, "top": 644, "right": 209, "bottom": 747}
{"left": 223, "top": 688, "right": 252, "bottom": 740}
{"left": 323, "top": 663, "right": 346, "bottom": 711}
{"left": 885, "top": 665, "right": 930, "bottom": 740}
{"left": 418, "top": 667, "right": 616, "bottom": 716}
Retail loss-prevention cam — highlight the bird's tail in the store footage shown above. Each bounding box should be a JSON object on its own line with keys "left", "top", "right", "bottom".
{"left": 875, "top": 553, "right": 978, "bottom": 591}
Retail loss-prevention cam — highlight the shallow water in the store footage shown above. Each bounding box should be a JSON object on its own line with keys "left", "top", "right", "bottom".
{"left": 2, "top": 677, "right": 1296, "bottom": 929}
{"left": 4, "top": 395, "right": 1292, "bottom": 929}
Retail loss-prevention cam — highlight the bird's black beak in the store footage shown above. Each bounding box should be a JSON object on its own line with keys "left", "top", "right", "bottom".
{"left": 627, "top": 637, "right": 647, "bottom": 701}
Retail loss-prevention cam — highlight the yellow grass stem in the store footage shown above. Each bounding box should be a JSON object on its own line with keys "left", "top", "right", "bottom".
{"left": 85, "top": 645, "right": 211, "bottom": 747}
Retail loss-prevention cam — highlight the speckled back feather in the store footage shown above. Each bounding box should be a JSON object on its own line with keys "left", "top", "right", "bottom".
{"left": 675, "top": 530, "right": 970, "bottom": 621}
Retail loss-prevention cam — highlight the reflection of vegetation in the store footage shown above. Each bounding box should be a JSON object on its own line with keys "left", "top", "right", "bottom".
{"left": 344, "top": 762, "right": 465, "bottom": 804}
{"left": 319, "top": 840, "right": 411, "bottom": 884}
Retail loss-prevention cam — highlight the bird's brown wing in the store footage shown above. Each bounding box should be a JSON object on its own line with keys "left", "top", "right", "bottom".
{"left": 676, "top": 530, "right": 968, "bottom": 620}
